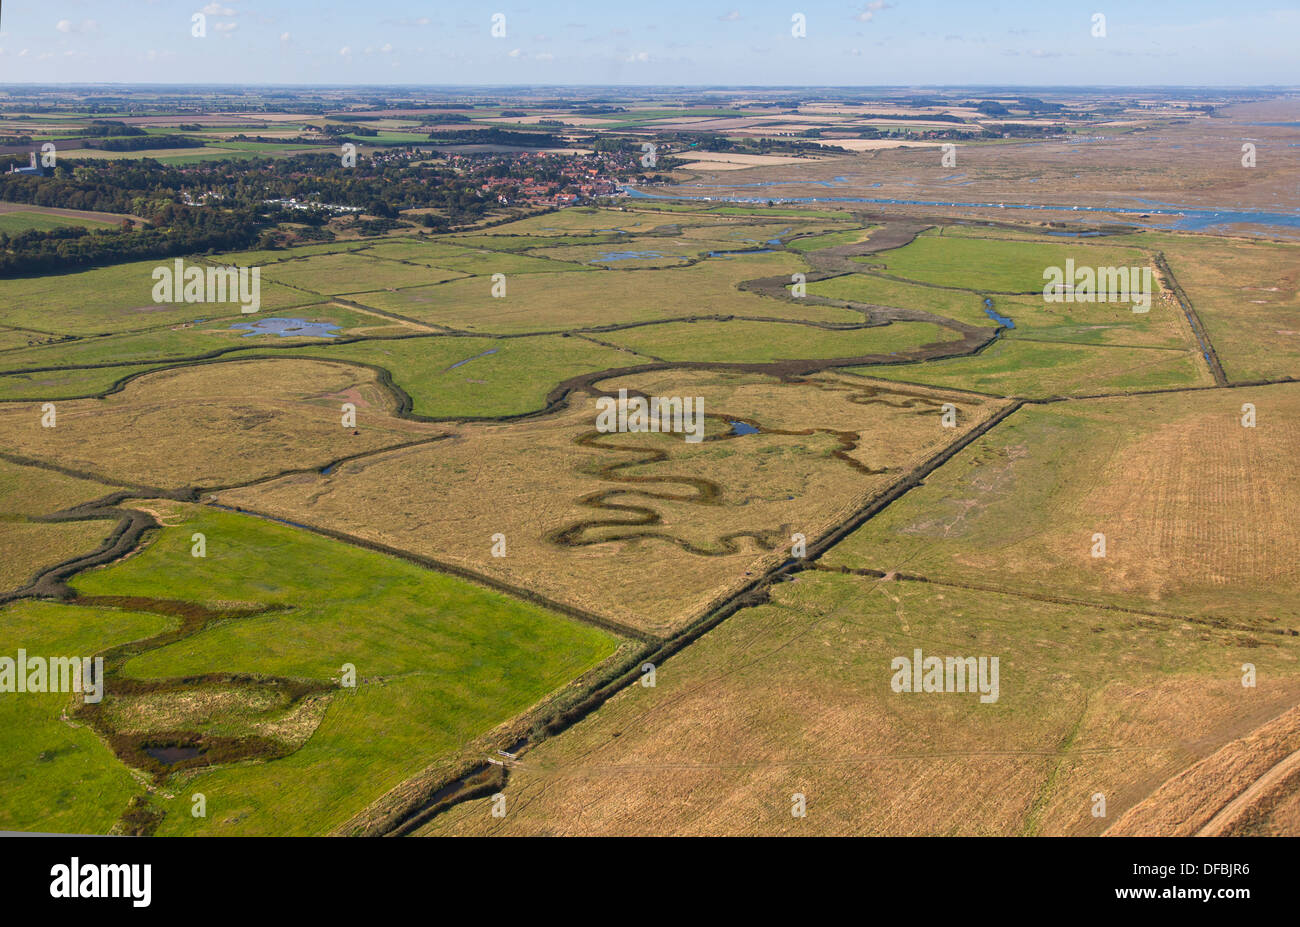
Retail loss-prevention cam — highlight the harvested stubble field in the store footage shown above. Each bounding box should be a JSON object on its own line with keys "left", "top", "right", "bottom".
{"left": 217, "top": 371, "right": 1006, "bottom": 636}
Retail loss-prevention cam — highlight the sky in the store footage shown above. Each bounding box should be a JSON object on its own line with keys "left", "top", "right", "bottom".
{"left": 0, "top": 1, "right": 1296, "bottom": 87}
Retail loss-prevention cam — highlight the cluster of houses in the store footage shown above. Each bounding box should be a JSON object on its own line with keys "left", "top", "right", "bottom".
{"left": 450, "top": 151, "right": 625, "bottom": 206}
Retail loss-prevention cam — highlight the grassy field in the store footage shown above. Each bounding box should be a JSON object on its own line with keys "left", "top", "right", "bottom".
{"left": 14, "top": 505, "right": 619, "bottom": 836}
{"left": 350, "top": 253, "right": 856, "bottom": 333}
{"left": 287, "top": 333, "right": 633, "bottom": 418}
{"left": 0, "top": 260, "right": 319, "bottom": 336}
{"left": 0, "top": 456, "right": 123, "bottom": 591}
{"left": 447, "top": 232, "right": 623, "bottom": 252}
{"left": 0, "top": 362, "right": 176, "bottom": 402}
{"left": 0, "top": 210, "right": 116, "bottom": 234}
{"left": 476, "top": 206, "right": 730, "bottom": 236}
{"left": 809, "top": 274, "right": 1190, "bottom": 350}
{"left": 528, "top": 242, "right": 708, "bottom": 269}
{"left": 823, "top": 383, "right": 1300, "bottom": 628}
{"left": 0, "top": 303, "right": 409, "bottom": 373}
{"left": 259, "top": 252, "right": 468, "bottom": 295}
{"left": 1150, "top": 232, "right": 1300, "bottom": 383}
{"left": 0, "top": 331, "right": 648, "bottom": 419}
{"left": 603, "top": 318, "right": 955, "bottom": 364}
{"left": 2, "top": 201, "right": 1293, "bottom": 837}
{"left": 865, "top": 232, "right": 1155, "bottom": 294}
{"left": 418, "top": 570, "right": 1300, "bottom": 836}
{"left": 0, "top": 358, "right": 444, "bottom": 487}
{"left": 848, "top": 336, "right": 1210, "bottom": 397}
{"left": 0, "top": 601, "right": 171, "bottom": 834}
{"left": 787, "top": 227, "right": 877, "bottom": 252}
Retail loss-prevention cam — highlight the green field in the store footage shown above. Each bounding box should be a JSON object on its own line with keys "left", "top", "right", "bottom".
{"left": 865, "top": 233, "right": 1155, "bottom": 294}
{"left": 26, "top": 506, "right": 621, "bottom": 835}
{"left": 0, "top": 211, "right": 116, "bottom": 234}
{"left": 605, "top": 318, "right": 954, "bottom": 364}
{"left": 787, "top": 227, "right": 876, "bottom": 252}
{"left": 265, "top": 333, "right": 634, "bottom": 418}
{"left": 0, "top": 260, "right": 319, "bottom": 336}
{"left": 0, "top": 601, "right": 171, "bottom": 834}
{"left": 3, "top": 200, "right": 1296, "bottom": 839}
{"left": 849, "top": 336, "right": 1209, "bottom": 397}
{"left": 259, "top": 252, "right": 467, "bottom": 295}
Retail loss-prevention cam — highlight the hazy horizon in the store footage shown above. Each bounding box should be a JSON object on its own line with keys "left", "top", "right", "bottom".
{"left": 0, "top": 1, "right": 1296, "bottom": 86}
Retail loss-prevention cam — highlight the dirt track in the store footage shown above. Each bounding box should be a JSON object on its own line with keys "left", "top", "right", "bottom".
{"left": 1198, "top": 745, "right": 1300, "bottom": 835}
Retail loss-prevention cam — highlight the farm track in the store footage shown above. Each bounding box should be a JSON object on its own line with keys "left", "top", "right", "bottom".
{"left": 1104, "top": 703, "right": 1300, "bottom": 837}
{"left": 1197, "top": 746, "right": 1300, "bottom": 836}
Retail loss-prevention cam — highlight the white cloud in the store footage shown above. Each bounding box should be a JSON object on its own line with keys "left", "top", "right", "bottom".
{"left": 55, "top": 19, "right": 99, "bottom": 34}
{"left": 856, "top": 2, "right": 891, "bottom": 22}
{"left": 720, "top": 11, "right": 740, "bottom": 22}
{"left": 280, "top": 32, "right": 290, "bottom": 42}
{"left": 535, "top": 52, "right": 554, "bottom": 61}
{"left": 508, "top": 47, "right": 522, "bottom": 57}
{"left": 201, "top": 3, "right": 236, "bottom": 15}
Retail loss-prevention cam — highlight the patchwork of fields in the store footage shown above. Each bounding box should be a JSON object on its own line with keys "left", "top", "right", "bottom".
{"left": 2, "top": 203, "right": 1297, "bottom": 836}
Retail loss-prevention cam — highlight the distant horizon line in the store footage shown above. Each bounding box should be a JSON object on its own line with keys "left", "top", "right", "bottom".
{"left": 0, "top": 83, "right": 1296, "bottom": 92}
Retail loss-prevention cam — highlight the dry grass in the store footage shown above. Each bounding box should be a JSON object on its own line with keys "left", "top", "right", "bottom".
{"left": 0, "top": 358, "right": 446, "bottom": 488}
{"left": 1151, "top": 232, "right": 1300, "bottom": 382}
{"left": 1106, "top": 704, "right": 1300, "bottom": 836}
{"left": 825, "top": 382, "right": 1300, "bottom": 630}
{"left": 218, "top": 372, "right": 1006, "bottom": 635}
{"left": 0, "top": 457, "right": 122, "bottom": 592}
{"left": 0, "top": 522, "right": 113, "bottom": 592}
{"left": 415, "top": 571, "right": 1300, "bottom": 836}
